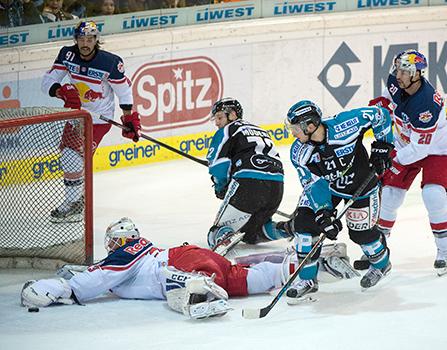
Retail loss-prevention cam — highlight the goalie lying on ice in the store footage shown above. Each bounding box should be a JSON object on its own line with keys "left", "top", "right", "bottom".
{"left": 21, "top": 217, "right": 357, "bottom": 319}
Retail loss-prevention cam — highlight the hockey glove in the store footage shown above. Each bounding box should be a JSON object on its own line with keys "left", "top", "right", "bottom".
{"left": 315, "top": 209, "right": 342, "bottom": 241}
{"left": 214, "top": 184, "right": 228, "bottom": 200}
{"left": 211, "top": 176, "right": 228, "bottom": 200}
{"left": 121, "top": 112, "right": 141, "bottom": 142}
{"left": 369, "top": 140, "right": 394, "bottom": 175}
{"left": 368, "top": 96, "right": 394, "bottom": 115}
{"left": 56, "top": 84, "right": 81, "bottom": 109}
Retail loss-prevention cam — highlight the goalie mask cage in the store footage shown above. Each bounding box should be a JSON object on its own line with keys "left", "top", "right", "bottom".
{"left": 0, "top": 107, "right": 93, "bottom": 269}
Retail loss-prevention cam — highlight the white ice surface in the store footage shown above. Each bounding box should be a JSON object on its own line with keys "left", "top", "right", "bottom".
{"left": 1, "top": 146, "right": 446, "bottom": 350}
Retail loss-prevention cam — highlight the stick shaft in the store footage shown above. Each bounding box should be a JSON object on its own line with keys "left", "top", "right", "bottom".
{"left": 100, "top": 116, "right": 208, "bottom": 166}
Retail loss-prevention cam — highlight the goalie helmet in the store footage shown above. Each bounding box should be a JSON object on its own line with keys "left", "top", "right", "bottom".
{"left": 74, "top": 21, "right": 100, "bottom": 40}
{"left": 391, "top": 49, "right": 427, "bottom": 77}
{"left": 104, "top": 217, "right": 140, "bottom": 252}
{"left": 211, "top": 98, "right": 243, "bottom": 120}
{"left": 286, "top": 100, "right": 322, "bottom": 135}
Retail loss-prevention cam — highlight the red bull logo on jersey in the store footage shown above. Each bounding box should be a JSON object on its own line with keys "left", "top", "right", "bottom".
{"left": 418, "top": 110, "right": 433, "bottom": 123}
{"left": 132, "top": 56, "right": 223, "bottom": 132}
{"left": 74, "top": 82, "right": 104, "bottom": 103}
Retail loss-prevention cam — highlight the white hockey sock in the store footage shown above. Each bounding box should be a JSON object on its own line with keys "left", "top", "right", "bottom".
{"left": 422, "top": 185, "right": 447, "bottom": 245}
{"left": 378, "top": 186, "right": 407, "bottom": 232}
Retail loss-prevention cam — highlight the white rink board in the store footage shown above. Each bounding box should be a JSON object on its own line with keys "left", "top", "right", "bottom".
{"left": 0, "top": 7, "right": 446, "bottom": 148}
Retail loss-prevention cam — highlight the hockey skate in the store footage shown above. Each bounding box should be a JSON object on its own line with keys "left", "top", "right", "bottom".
{"left": 434, "top": 250, "right": 447, "bottom": 277}
{"left": 50, "top": 200, "right": 84, "bottom": 223}
{"left": 360, "top": 262, "right": 392, "bottom": 289}
{"left": 286, "top": 279, "right": 318, "bottom": 305}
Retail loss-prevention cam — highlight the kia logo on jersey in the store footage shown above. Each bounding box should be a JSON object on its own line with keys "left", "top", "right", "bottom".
{"left": 132, "top": 56, "right": 223, "bottom": 132}
{"left": 346, "top": 208, "right": 368, "bottom": 222}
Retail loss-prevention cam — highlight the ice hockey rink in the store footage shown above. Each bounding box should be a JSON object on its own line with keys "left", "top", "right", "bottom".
{"left": 1, "top": 146, "right": 446, "bottom": 350}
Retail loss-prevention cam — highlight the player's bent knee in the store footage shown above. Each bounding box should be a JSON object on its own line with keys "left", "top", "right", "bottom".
{"left": 349, "top": 226, "right": 382, "bottom": 245}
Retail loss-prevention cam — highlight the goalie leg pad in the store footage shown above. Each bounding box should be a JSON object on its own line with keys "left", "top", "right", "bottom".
{"left": 21, "top": 278, "right": 73, "bottom": 307}
{"left": 321, "top": 256, "right": 360, "bottom": 279}
{"left": 188, "top": 299, "right": 232, "bottom": 319}
{"left": 163, "top": 267, "right": 231, "bottom": 319}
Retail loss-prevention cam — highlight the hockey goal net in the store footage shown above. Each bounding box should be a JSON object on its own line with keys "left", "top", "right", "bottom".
{"left": 0, "top": 107, "right": 93, "bottom": 269}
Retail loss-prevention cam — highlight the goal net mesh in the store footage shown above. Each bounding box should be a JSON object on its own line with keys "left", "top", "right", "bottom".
{"left": 0, "top": 107, "right": 93, "bottom": 268}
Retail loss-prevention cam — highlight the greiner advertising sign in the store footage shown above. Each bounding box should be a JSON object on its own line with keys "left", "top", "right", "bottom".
{"left": 132, "top": 56, "right": 223, "bottom": 132}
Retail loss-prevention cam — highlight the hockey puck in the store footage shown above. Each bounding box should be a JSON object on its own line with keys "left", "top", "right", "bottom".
{"left": 353, "top": 259, "right": 370, "bottom": 271}
{"left": 28, "top": 307, "right": 40, "bottom": 313}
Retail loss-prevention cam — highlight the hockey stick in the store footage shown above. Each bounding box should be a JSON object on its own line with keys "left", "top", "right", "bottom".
{"left": 242, "top": 170, "right": 377, "bottom": 319}
{"left": 275, "top": 210, "right": 293, "bottom": 219}
{"left": 100, "top": 116, "right": 208, "bottom": 166}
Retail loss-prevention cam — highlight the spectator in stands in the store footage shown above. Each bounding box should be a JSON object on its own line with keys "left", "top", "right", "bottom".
{"left": 127, "top": 0, "right": 165, "bottom": 11}
{"left": 90, "top": 0, "right": 118, "bottom": 16}
{"left": 64, "top": 0, "right": 89, "bottom": 18}
{"left": 0, "top": 0, "right": 44, "bottom": 27}
{"left": 164, "top": 0, "right": 185, "bottom": 8}
{"left": 41, "top": 0, "right": 77, "bottom": 22}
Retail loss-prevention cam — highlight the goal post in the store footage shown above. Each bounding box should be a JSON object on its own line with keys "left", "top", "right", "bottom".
{"left": 0, "top": 107, "right": 93, "bottom": 268}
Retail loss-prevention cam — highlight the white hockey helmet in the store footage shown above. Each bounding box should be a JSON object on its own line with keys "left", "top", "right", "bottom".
{"left": 391, "top": 49, "right": 427, "bottom": 77}
{"left": 104, "top": 217, "right": 140, "bottom": 252}
{"left": 74, "top": 21, "right": 100, "bottom": 40}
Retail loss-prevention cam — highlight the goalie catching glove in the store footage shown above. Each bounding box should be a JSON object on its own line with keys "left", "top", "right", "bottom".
{"left": 21, "top": 278, "right": 75, "bottom": 308}
{"left": 121, "top": 112, "right": 141, "bottom": 142}
{"left": 56, "top": 84, "right": 81, "bottom": 109}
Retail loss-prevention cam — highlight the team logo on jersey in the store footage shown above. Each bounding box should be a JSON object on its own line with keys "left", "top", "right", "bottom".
{"left": 418, "top": 110, "right": 433, "bottom": 123}
{"left": 117, "top": 61, "right": 125, "bottom": 74}
{"left": 74, "top": 82, "right": 104, "bottom": 102}
{"left": 250, "top": 154, "right": 272, "bottom": 170}
{"left": 132, "top": 56, "right": 223, "bottom": 132}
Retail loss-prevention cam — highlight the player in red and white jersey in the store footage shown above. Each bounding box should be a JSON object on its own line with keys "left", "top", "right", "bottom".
{"left": 41, "top": 20, "right": 141, "bottom": 223}
{"left": 20, "top": 217, "right": 357, "bottom": 318}
{"left": 369, "top": 49, "right": 447, "bottom": 275}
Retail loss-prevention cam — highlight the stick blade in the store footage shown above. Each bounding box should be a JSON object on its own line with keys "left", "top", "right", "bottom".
{"left": 242, "top": 306, "right": 270, "bottom": 319}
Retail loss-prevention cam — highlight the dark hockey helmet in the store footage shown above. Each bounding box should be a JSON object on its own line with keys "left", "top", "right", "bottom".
{"left": 286, "top": 100, "right": 322, "bottom": 134}
{"left": 391, "top": 49, "right": 427, "bottom": 77}
{"left": 211, "top": 98, "right": 243, "bottom": 120}
{"left": 74, "top": 21, "right": 100, "bottom": 40}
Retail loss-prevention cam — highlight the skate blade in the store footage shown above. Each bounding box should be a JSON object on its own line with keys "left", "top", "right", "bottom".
{"left": 436, "top": 267, "right": 447, "bottom": 277}
{"left": 361, "top": 274, "right": 391, "bottom": 292}
{"left": 286, "top": 295, "right": 318, "bottom": 305}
